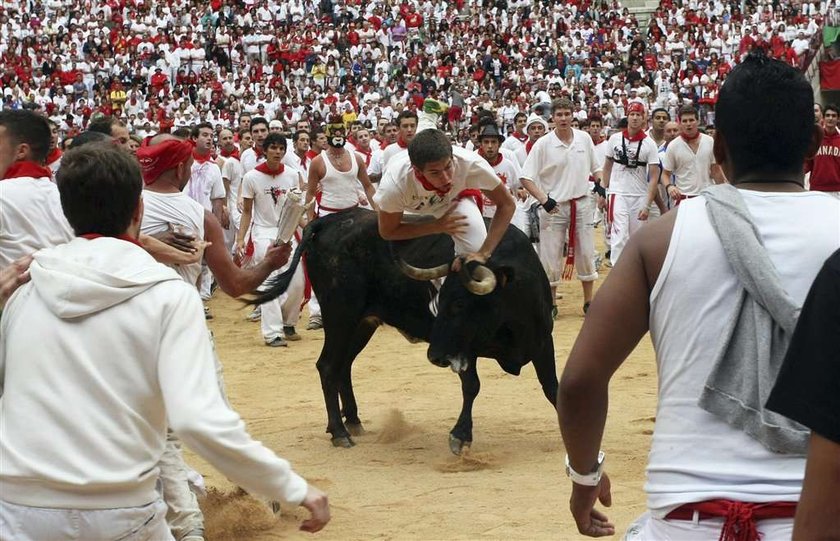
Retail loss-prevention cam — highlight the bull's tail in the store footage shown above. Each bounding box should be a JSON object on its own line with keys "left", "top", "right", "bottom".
{"left": 247, "top": 223, "right": 317, "bottom": 306}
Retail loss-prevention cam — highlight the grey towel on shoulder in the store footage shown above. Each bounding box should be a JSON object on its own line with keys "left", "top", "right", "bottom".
{"left": 698, "top": 184, "right": 809, "bottom": 454}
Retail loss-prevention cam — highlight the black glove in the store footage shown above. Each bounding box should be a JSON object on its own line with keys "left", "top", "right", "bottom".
{"left": 542, "top": 197, "right": 557, "bottom": 212}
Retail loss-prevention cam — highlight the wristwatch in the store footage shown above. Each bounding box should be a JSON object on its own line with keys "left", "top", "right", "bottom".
{"left": 565, "top": 451, "right": 605, "bottom": 486}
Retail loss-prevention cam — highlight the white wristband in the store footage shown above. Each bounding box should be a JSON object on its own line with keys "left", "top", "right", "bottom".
{"left": 565, "top": 451, "right": 605, "bottom": 486}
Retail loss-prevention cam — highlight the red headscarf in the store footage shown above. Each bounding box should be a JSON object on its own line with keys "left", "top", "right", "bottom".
{"left": 136, "top": 139, "right": 193, "bottom": 185}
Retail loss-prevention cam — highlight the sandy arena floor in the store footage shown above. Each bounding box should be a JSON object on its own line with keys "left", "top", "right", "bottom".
{"left": 189, "top": 264, "right": 659, "bottom": 541}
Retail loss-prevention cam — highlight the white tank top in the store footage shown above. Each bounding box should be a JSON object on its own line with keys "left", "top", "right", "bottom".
{"left": 646, "top": 190, "right": 840, "bottom": 516}
{"left": 319, "top": 148, "right": 360, "bottom": 211}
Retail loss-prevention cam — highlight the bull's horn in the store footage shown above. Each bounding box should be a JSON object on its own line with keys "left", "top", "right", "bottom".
{"left": 398, "top": 259, "right": 450, "bottom": 281}
{"left": 461, "top": 264, "right": 497, "bottom": 296}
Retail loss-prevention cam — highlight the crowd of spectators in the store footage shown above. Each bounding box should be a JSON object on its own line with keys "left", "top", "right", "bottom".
{"left": 0, "top": 0, "right": 831, "bottom": 144}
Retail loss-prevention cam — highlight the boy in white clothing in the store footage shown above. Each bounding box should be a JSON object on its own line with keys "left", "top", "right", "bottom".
{"left": 237, "top": 132, "right": 307, "bottom": 347}
{"left": 0, "top": 143, "right": 329, "bottom": 540}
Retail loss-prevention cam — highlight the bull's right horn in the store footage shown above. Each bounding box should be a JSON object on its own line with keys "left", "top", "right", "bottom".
{"left": 398, "top": 259, "right": 451, "bottom": 281}
{"left": 460, "top": 264, "right": 497, "bottom": 296}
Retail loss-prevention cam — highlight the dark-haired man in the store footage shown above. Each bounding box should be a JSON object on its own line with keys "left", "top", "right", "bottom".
{"left": 380, "top": 110, "right": 417, "bottom": 169}
{"left": 236, "top": 133, "right": 306, "bottom": 347}
{"left": 0, "top": 110, "right": 74, "bottom": 267}
{"left": 647, "top": 108, "right": 671, "bottom": 149}
{"left": 558, "top": 53, "right": 840, "bottom": 540}
{"left": 86, "top": 114, "right": 131, "bottom": 149}
{"left": 660, "top": 105, "right": 724, "bottom": 205}
{"left": 501, "top": 111, "right": 529, "bottom": 154}
{"left": 0, "top": 142, "right": 330, "bottom": 539}
{"left": 375, "top": 129, "right": 515, "bottom": 272}
{"left": 240, "top": 116, "right": 270, "bottom": 173}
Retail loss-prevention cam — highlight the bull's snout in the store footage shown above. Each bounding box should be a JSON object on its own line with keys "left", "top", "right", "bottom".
{"left": 427, "top": 352, "right": 470, "bottom": 374}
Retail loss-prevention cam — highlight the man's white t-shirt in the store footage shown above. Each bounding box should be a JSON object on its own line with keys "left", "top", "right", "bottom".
{"left": 185, "top": 159, "right": 225, "bottom": 211}
{"left": 240, "top": 166, "right": 300, "bottom": 236}
{"left": 482, "top": 154, "right": 521, "bottom": 218}
{"left": 140, "top": 190, "right": 206, "bottom": 286}
{"left": 661, "top": 133, "right": 716, "bottom": 196}
{"left": 375, "top": 146, "right": 501, "bottom": 218}
{"left": 521, "top": 129, "right": 601, "bottom": 202}
{"left": 605, "top": 132, "right": 660, "bottom": 196}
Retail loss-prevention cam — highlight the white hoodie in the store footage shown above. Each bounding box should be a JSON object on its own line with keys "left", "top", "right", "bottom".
{"left": 0, "top": 237, "right": 308, "bottom": 509}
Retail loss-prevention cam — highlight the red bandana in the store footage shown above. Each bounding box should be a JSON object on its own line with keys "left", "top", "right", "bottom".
{"left": 45, "top": 147, "right": 62, "bottom": 166}
{"left": 305, "top": 149, "right": 319, "bottom": 160}
{"left": 192, "top": 150, "right": 215, "bottom": 163}
{"left": 414, "top": 168, "right": 449, "bottom": 196}
{"left": 80, "top": 233, "right": 143, "bottom": 247}
{"left": 396, "top": 137, "right": 409, "bottom": 149}
{"left": 357, "top": 148, "right": 372, "bottom": 167}
{"left": 513, "top": 131, "right": 528, "bottom": 142}
{"left": 3, "top": 161, "right": 53, "bottom": 181}
{"left": 220, "top": 148, "right": 240, "bottom": 160}
{"left": 255, "top": 162, "right": 285, "bottom": 176}
{"left": 622, "top": 130, "right": 647, "bottom": 142}
{"left": 525, "top": 139, "right": 536, "bottom": 155}
{"left": 136, "top": 139, "right": 193, "bottom": 185}
{"left": 681, "top": 131, "right": 701, "bottom": 142}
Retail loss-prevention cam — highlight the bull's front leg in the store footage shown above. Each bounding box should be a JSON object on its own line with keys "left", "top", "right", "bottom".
{"left": 532, "top": 338, "right": 558, "bottom": 406}
{"left": 316, "top": 354, "right": 354, "bottom": 448}
{"left": 449, "top": 359, "right": 479, "bottom": 455}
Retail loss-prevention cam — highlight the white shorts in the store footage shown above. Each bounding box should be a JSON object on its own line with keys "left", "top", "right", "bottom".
{"left": 624, "top": 511, "right": 793, "bottom": 541}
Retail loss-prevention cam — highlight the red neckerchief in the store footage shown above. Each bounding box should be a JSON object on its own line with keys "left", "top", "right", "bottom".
{"left": 45, "top": 147, "right": 62, "bottom": 166}
{"left": 253, "top": 146, "right": 265, "bottom": 159}
{"left": 305, "top": 149, "right": 319, "bottom": 160}
{"left": 296, "top": 151, "right": 309, "bottom": 167}
{"left": 513, "top": 131, "right": 528, "bottom": 142}
{"left": 220, "top": 148, "right": 240, "bottom": 160}
{"left": 193, "top": 150, "right": 215, "bottom": 163}
{"left": 414, "top": 168, "right": 449, "bottom": 196}
{"left": 681, "top": 131, "right": 701, "bottom": 142}
{"left": 357, "top": 147, "right": 372, "bottom": 167}
{"left": 255, "top": 162, "right": 285, "bottom": 176}
{"left": 396, "top": 137, "right": 408, "bottom": 149}
{"left": 525, "top": 139, "right": 536, "bottom": 155}
{"left": 478, "top": 148, "right": 503, "bottom": 167}
{"left": 3, "top": 161, "right": 53, "bottom": 180}
{"left": 622, "top": 129, "right": 646, "bottom": 142}
{"left": 80, "top": 233, "right": 143, "bottom": 247}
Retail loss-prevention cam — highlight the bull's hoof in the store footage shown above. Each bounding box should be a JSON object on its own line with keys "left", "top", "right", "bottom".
{"left": 448, "top": 434, "right": 471, "bottom": 456}
{"left": 331, "top": 435, "right": 356, "bottom": 448}
{"left": 346, "top": 422, "right": 365, "bottom": 437}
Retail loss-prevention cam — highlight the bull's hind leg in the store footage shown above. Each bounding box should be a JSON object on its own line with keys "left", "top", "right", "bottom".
{"left": 449, "top": 359, "right": 479, "bottom": 455}
{"left": 317, "top": 327, "right": 358, "bottom": 448}
{"left": 339, "top": 320, "right": 379, "bottom": 437}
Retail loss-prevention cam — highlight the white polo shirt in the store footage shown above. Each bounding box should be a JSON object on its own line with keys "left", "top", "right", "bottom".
{"left": 605, "top": 132, "right": 660, "bottom": 196}
{"left": 375, "top": 146, "right": 501, "bottom": 218}
{"left": 482, "top": 153, "right": 522, "bottom": 218}
{"left": 661, "top": 133, "right": 716, "bottom": 196}
{"left": 520, "top": 128, "right": 601, "bottom": 202}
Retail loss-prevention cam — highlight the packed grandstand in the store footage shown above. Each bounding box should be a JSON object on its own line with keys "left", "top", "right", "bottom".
{"left": 0, "top": 0, "right": 829, "bottom": 142}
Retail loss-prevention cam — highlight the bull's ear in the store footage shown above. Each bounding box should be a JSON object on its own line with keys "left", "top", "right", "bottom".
{"left": 493, "top": 266, "right": 515, "bottom": 289}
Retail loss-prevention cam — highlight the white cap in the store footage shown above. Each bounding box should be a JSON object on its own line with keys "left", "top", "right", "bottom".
{"left": 525, "top": 113, "right": 548, "bottom": 130}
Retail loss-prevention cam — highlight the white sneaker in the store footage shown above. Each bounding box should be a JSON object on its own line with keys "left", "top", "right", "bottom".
{"left": 245, "top": 306, "right": 261, "bottom": 322}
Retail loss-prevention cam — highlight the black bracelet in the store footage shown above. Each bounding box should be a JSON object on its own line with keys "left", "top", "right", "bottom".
{"left": 542, "top": 197, "right": 557, "bottom": 212}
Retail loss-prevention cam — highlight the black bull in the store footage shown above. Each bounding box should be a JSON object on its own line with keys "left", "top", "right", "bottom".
{"left": 251, "top": 208, "right": 558, "bottom": 454}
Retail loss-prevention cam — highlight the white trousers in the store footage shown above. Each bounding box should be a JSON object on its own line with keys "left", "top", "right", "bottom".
{"left": 254, "top": 235, "right": 305, "bottom": 340}
{"left": 609, "top": 194, "right": 660, "bottom": 266}
{"left": 450, "top": 198, "right": 486, "bottom": 255}
{"left": 0, "top": 499, "right": 173, "bottom": 541}
{"left": 624, "top": 511, "right": 793, "bottom": 541}
{"left": 538, "top": 197, "right": 598, "bottom": 285}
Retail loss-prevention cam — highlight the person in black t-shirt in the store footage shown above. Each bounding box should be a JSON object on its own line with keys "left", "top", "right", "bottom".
{"left": 767, "top": 248, "right": 840, "bottom": 541}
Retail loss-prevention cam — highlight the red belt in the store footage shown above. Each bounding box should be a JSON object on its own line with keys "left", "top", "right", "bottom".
{"left": 673, "top": 194, "right": 698, "bottom": 206}
{"left": 665, "top": 499, "right": 796, "bottom": 541}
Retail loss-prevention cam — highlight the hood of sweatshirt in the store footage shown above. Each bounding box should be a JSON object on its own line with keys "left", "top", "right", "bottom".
{"left": 30, "top": 236, "right": 182, "bottom": 319}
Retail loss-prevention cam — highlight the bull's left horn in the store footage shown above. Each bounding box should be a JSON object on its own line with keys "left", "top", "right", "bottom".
{"left": 398, "top": 259, "right": 450, "bottom": 281}
{"left": 461, "top": 264, "right": 497, "bottom": 296}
